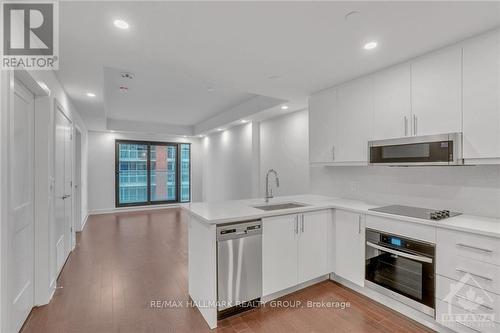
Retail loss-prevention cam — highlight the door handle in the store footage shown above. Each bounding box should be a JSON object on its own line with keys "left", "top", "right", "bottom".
{"left": 62, "top": 194, "right": 71, "bottom": 200}
{"left": 366, "top": 241, "right": 433, "bottom": 263}
{"left": 294, "top": 215, "right": 298, "bottom": 235}
{"left": 404, "top": 116, "right": 408, "bottom": 136}
{"left": 358, "top": 215, "right": 362, "bottom": 234}
{"left": 332, "top": 145, "right": 335, "bottom": 161}
{"left": 413, "top": 115, "right": 417, "bottom": 135}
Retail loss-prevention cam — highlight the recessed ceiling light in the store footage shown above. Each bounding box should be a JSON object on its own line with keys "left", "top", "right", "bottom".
{"left": 241, "top": 119, "right": 248, "bottom": 124}
{"left": 364, "top": 41, "right": 378, "bottom": 50}
{"left": 86, "top": 92, "right": 96, "bottom": 97}
{"left": 281, "top": 105, "right": 289, "bottom": 110}
{"left": 198, "top": 135, "right": 205, "bottom": 138}
{"left": 217, "top": 128, "right": 224, "bottom": 132}
{"left": 114, "top": 19, "right": 129, "bottom": 30}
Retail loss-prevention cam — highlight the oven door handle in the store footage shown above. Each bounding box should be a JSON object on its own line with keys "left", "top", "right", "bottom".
{"left": 366, "top": 241, "right": 433, "bottom": 264}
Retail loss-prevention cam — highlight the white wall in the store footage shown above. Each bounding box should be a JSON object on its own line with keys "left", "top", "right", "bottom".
{"left": 25, "top": 70, "right": 89, "bottom": 306}
{"left": 0, "top": 68, "right": 89, "bottom": 332}
{"left": 199, "top": 110, "right": 310, "bottom": 202}
{"left": 310, "top": 165, "right": 500, "bottom": 218}
{"left": 87, "top": 131, "right": 203, "bottom": 213}
{"left": 202, "top": 123, "right": 254, "bottom": 202}
{"left": 260, "top": 110, "right": 309, "bottom": 197}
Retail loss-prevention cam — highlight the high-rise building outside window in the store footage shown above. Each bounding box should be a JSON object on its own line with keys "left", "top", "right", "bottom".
{"left": 115, "top": 140, "right": 191, "bottom": 207}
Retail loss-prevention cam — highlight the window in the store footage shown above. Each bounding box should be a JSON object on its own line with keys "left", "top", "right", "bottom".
{"left": 115, "top": 140, "right": 191, "bottom": 207}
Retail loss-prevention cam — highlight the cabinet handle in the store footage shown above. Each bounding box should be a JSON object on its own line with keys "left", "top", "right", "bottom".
{"left": 456, "top": 243, "right": 493, "bottom": 253}
{"left": 294, "top": 215, "right": 298, "bottom": 234}
{"left": 455, "top": 294, "right": 493, "bottom": 311}
{"left": 332, "top": 145, "right": 335, "bottom": 161}
{"left": 413, "top": 115, "right": 417, "bottom": 135}
{"left": 358, "top": 215, "right": 362, "bottom": 234}
{"left": 455, "top": 320, "right": 481, "bottom": 333}
{"left": 456, "top": 268, "right": 493, "bottom": 281}
{"left": 301, "top": 214, "right": 304, "bottom": 233}
{"left": 404, "top": 116, "right": 408, "bottom": 136}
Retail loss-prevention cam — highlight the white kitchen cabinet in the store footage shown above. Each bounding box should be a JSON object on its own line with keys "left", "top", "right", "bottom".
{"left": 334, "top": 210, "right": 365, "bottom": 287}
{"left": 262, "top": 214, "right": 298, "bottom": 296}
{"left": 335, "top": 77, "right": 373, "bottom": 163}
{"left": 411, "top": 47, "right": 462, "bottom": 136}
{"left": 262, "top": 210, "right": 331, "bottom": 296}
{"left": 372, "top": 65, "right": 412, "bottom": 140}
{"left": 463, "top": 30, "right": 500, "bottom": 162}
{"left": 309, "top": 88, "right": 338, "bottom": 163}
{"left": 297, "top": 210, "right": 330, "bottom": 284}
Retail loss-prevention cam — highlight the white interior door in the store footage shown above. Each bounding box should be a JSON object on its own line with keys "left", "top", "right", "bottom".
{"left": 55, "top": 107, "right": 73, "bottom": 274}
{"left": 74, "top": 129, "right": 82, "bottom": 233}
{"left": 9, "top": 78, "right": 35, "bottom": 332}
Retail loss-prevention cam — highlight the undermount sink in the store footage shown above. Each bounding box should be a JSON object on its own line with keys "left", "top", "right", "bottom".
{"left": 253, "top": 202, "right": 309, "bottom": 211}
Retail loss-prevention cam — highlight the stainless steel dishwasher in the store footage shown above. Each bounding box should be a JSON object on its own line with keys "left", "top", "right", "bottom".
{"left": 217, "top": 220, "right": 262, "bottom": 319}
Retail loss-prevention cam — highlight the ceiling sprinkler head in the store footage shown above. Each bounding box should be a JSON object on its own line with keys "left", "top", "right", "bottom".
{"left": 120, "top": 72, "right": 135, "bottom": 80}
{"left": 119, "top": 86, "right": 129, "bottom": 93}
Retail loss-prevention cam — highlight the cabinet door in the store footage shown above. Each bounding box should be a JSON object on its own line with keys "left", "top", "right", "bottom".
{"left": 463, "top": 30, "right": 500, "bottom": 160}
{"left": 336, "top": 77, "right": 373, "bottom": 163}
{"left": 262, "top": 214, "right": 298, "bottom": 296}
{"left": 309, "top": 88, "right": 338, "bottom": 163}
{"left": 298, "top": 210, "right": 330, "bottom": 284}
{"left": 373, "top": 65, "right": 411, "bottom": 140}
{"left": 411, "top": 47, "right": 462, "bottom": 136}
{"left": 334, "top": 210, "right": 365, "bottom": 287}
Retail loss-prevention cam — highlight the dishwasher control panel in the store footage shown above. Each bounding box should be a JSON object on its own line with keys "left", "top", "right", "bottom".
{"left": 217, "top": 220, "right": 262, "bottom": 241}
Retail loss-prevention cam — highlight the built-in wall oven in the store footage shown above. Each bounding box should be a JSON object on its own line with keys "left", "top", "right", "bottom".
{"left": 365, "top": 229, "right": 436, "bottom": 317}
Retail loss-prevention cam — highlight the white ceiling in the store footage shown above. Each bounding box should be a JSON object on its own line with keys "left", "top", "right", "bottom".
{"left": 57, "top": 1, "right": 500, "bottom": 133}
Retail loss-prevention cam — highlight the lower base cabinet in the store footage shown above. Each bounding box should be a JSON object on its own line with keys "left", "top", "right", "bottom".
{"left": 334, "top": 209, "right": 365, "bottom": 287}
{"left": 262, "top": 209, "right": 331, "bottom": 296}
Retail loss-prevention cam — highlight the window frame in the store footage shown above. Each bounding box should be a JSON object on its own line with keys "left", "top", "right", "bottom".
{"left": 115, "top": 139, "right": 191, "bottom": 207}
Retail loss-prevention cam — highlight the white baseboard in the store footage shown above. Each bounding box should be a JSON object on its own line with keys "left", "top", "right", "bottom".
{"left": 79, "top": 214, "right": 88, "bottom": 231}
{"left": 261, "top": 275, "right": 329, "bottom": 303}
{"left": 330, "top": 274, "right": 453, "bottom": 333}
{"left": 88, "top": 203, "right": 180, "bottom": 216}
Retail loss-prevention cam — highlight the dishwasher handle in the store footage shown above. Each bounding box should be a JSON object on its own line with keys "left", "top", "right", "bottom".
{"left": 217, "top": 220, "right": 262, "bottom": 241}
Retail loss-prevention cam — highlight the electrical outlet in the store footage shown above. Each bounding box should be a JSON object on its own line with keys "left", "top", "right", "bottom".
{"left": 350, "top": 182, "right": 358, "bottom": 194}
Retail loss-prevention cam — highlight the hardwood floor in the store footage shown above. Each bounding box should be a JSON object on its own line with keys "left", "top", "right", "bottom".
{"left": 21, "top": 208, "right": 434, "bottom": 333}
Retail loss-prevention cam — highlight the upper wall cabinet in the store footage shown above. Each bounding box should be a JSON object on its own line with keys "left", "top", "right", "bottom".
{"left": 462, "top": 30, "right": 500, "bottom": 162}
{"left": 309, "top": 29, "right": 500, "bottom": 165}
{"left": 335, "top": 77, "right": 373, "bottom": 163}
{"left": 309, "top": 88, "right": 338, "bottom": 163}
{"left": 411, "top": 47, "right": 462, "bottom": 136}
{"left": 372, "top": 65, "right": 412, "bottom": 140}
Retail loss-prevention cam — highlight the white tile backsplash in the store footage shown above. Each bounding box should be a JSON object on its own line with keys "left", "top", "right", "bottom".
{"left": 310, "top": 165, "right": 500, "bottom": 218}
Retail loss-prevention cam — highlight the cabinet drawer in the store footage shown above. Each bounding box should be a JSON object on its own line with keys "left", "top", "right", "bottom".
{"left": 436, "top": 298, "right": 499, "bottom": 333}
{"left": 436, "top": 275, "right": 499, "bottom": 323}
{"left": 365, "top": 215, "right": 436, "bottom": 243}
{"left": 437, "top": 255, "right": 500, "bottom": 295}
{"left": 437, "top": 229, "right": 500, "bottom": 266}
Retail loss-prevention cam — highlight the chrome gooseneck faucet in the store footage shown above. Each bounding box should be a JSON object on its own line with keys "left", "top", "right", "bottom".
{"left": 265, "top": 169, "right": 280, "bottom": 203}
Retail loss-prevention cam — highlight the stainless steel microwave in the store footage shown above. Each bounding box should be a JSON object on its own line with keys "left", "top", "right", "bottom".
{"left": 368, "top": 133, "right": 463, "bottom": 166}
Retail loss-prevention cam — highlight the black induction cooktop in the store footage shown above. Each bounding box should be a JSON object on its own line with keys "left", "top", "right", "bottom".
{"left": 369, "top": 205, "right": 461, "bottom": 221}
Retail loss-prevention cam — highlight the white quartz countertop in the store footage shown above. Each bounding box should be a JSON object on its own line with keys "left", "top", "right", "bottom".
{"left": 181, "top": 194, "right": 500, "bottom": 239}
